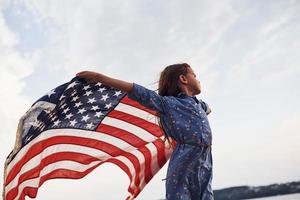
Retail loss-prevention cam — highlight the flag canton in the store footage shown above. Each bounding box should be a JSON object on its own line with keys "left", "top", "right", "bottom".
{"left": 22, "top": 77, "right": 126, "bottom": 146}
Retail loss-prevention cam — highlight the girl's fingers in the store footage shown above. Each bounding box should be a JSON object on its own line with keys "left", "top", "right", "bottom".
{"left": 76, "top": 71, "right": 88, "bottom": 77}
{"left": 76, "top": 71, "right": 100, "bottom": 84}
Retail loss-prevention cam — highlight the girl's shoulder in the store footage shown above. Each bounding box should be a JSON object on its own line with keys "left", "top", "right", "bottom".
{"left": 162, "top": 95, "right": 192, "bottom": 107}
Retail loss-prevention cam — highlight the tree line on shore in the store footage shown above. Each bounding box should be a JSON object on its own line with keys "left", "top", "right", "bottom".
{"left": 213, "top": 180, "right": 300, "bottom": 200}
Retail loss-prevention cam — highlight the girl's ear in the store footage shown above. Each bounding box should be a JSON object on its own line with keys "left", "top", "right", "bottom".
{"left": 179, "top": 74, "right": 188, "bottom": 84}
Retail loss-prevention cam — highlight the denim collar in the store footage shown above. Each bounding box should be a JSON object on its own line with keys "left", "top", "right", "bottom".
{"left": 177, "top": 92, "right": 199, "bottom": 104}
{"left": 176, "top": 92, "right": 189, "bottom": 98}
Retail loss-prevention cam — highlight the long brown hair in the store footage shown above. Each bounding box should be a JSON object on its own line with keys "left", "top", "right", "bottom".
{"left": 158, "top": 63, "right": 190, "bottom": 96}
{"left": 157, "top": 63, "right": 191, "bottom": 147}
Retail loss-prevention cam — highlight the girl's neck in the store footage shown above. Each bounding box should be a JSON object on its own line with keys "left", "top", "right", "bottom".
{"left": 180, "top": 87, "right": 193, "bottom": 97}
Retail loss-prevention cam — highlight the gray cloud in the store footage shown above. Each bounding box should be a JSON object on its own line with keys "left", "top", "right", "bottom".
{"left": 1, "top": 0, "right": 300, "bottom": 199}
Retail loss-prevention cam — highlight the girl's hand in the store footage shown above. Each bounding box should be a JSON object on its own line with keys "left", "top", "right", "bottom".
{"left": 206, "top": 107, "right": 212, "bottom": 115}
{"left": 76, "top": 71, "right": 101, "bottom": 83}
{"left": 77, "top": 71, "right": 133, "bottom": 92}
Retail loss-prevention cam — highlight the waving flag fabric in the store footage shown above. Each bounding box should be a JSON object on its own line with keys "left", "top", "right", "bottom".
{"left": 3, "top": 77, "right": 174, "bottom": 200}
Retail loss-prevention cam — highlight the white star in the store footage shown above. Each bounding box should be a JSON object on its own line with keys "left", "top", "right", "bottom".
{"left": 47, "top": 89, "right": 56, "bottom": 97}
{"left": 72, "top": 96, "right": 79, "bottom": 102}
{"left": 78, "top": 108, "right": 86, "bottom": 114}
{"left": 71, "top": 91, "right": 77, "bottom": 97}
{"left": 84, "top": 90, "right": 93, "bottom": 96}
{"left": 86, "top": 122, "right": 94, "bottom": 129}
{"left": 95, "top": 111, "right": 104, "bottom": 117}
{"left": 114, "top": 91, "right": 122, "bottom": 97}
{"left": 26, "top": 134, "right": 34, "bottom": 142}
{"left": 98, "top": 87, "right": 106, "bottom": 93}
{"left": 83, "top": 85, "right": 91, "bottom": 90}
{"left": 50, "top": 115, "right": 57, "bottom": 122}
{"left": 101, "top": 94, "right": 109, "bottom": 101}
{"left": 96, "top": 82, "right": 102, "bottom": 87}
{"left": 59, "top": 95, "right": 66, "bottom": 101}
{"left": 38, "top": 123, "right": 45, "bottom": 131}
{"left": 70, "top": 119, "right": 77, "bottom": 126}
{"left": 75, "top": 101, "right": 83, "bottom": 108}
{"left": 63, "top": 107, "right": 70, "bottom": 114}
{"left": 105, "top": 103, "right": 112, "bottom": 109}
{"left": 29, "top": 119, "right": 39, "bottom": 128}
{"left": 91, "top": 105, "right": 100, "bottom": 111}
{"left": 66, "top": 81, "right": 78, "bottom": 90}
{"left": 81, "top": 114, "right": 90, "bottom": 122}
{"left": 65, "top": 113, "right": 74, "bottom": 119}
{"left": 88, "top": 97, "right": 96, "bottom": 104}
{"left": 53, "top": 120, "right": 61, "bottom": 126}
{"left": 60, "top": 103, "right": 67, "bottom": 109}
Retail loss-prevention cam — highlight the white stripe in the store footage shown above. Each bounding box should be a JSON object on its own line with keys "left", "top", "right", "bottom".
{"left": 6, "top": 102, "right": 164, "bottom": 198}
{"left": 115, "top": 103, "right": 158, "bottom": 124}
{"left": 13, "top": 156, "right": 138, "bottom": 200}
{"left": 114, "top": 156, "right": 138, "bottom": 190}
{"left": 145, "top": 142, "right": 160, "bottom": 175}
{"left": 5, "top": 129, "right": 157, "bottom": 195}
{"left": 14, "top": 160, "right": 101, "bottom": 200}
{"left": 103, "top": 117, "right": 157, "bottom": 141}
{"left": 6, "top": 128, "right": 120, "bottom": 175}
{"left": 6, "top": 147, "right": 139, "bottom": 198}
{"left": 126, "top": 148, "right": 145, "bottom": 190}
{"left": 5, "top": 144, "right": 109, "bottom": 193}
{"left": 5, "top": 129, "right": 141, "bottom": 189}
{"left": 6, "top": 117, "right": 157, "bottom": 177}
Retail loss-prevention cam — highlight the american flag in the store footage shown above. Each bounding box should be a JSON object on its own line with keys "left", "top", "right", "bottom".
{"left": 3, "top": 77, "right": 174, "bottom": 200}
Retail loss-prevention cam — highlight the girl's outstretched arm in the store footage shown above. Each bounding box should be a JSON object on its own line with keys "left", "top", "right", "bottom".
{"left": 76, "top": 71, "right": 133, "bottom": 92}
{"left": 77, "top": 71, "right": 167, "bottom": 113}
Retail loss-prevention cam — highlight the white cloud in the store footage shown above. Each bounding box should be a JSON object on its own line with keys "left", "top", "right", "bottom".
{"left": 227, "top": 1, "right": 300, "bottom": 87}
{"left": 0, "top": 7, "right": 35, "bottom": 143}
{"left": 0, "top": 2, "right": 40, "bottom": 197}
{"left": 21, "top": 0, "right": 237, "bottom": 84}
{"left": 1, "top": 0, "right": 300, "bottom": 199}
{"left": 0, "top": 1, "right": 238, "bottom": 198}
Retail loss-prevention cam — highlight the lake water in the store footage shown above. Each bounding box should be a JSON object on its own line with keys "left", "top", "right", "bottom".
{"left": 247, "top": 193, "right": 300, "bottom": 199}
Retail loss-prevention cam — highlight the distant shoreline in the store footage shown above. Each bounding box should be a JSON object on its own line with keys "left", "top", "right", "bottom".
{"left": 213, "top": 181, "right": 300, "bottom": 200}
{"left": 247, "top": 193, "right": 300, "bottom": 199}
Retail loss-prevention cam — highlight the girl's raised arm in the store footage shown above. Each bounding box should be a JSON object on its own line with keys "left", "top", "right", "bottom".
{"left": 76, "top": 71, "right": 133, "bottom": 92}
{"left": 76, "top": 71, "right": 167, "bottom": 113}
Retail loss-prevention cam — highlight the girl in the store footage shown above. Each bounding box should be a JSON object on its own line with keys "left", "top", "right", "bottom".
{"left": 77, "top": 63, "right": 213, "bottom": 200}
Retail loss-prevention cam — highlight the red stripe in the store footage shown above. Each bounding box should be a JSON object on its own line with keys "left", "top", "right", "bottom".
{"left": 97, "top": 123, "right": 164, "bottom": 184}
{"left": 6, "top": 98, "right": 170, "bottom": 200}
{"left": 5, "top": 87, "right": 171, "bottom": 200}
{"left": 108, "top": 110, "right": 163, "bottom": 137}
{"left": 153, "top": 139, "right": 168, "bottom": 168}
{"left": 97, "top": 123, "right": 154, "bottom": 183}
{"left": 21, "top": 187, "right": 37, "bottom": 200}
{"left": 6, "top": 152, "right": 99, "bottom": 199}
{"left": 6, "top": 135, "right": 142, "bottom": 188}
{"left": 9, "top": 158, "right": 140, "bottom": 200}
{"left": 6, "top": 154, "right": 142, "bottom": 200}
{"left": 7, "top": 162, "right": 102, "bottom": 200}
{"left": 121, "top": 96, "right": 158, "bottom": 116}
{"left": 106, "top": 158, "right": 136, "bottom": 195}
{"left": 96, "top": 124, "right": 148, "bottom": 147}
{"left": 137, "top": 145, "right": 153, "bottom": 184}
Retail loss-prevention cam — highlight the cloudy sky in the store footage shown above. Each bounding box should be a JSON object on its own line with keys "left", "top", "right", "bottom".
{"left": 0, "top": 0, "right": 299, "bottom": 199}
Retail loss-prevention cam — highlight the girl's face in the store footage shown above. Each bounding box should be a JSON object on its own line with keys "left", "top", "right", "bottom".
{"left": 185, "top": 67, "right": 202, "bottom": 95}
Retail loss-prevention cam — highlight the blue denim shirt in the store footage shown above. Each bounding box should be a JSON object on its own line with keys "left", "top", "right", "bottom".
{"left": 128, "top": 83, "right": 214, "bottom": 200}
